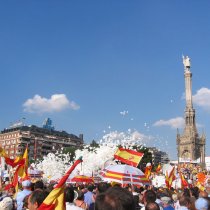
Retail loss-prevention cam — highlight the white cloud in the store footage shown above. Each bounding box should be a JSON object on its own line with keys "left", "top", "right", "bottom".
{"left": 153, "top": 117, "right": 184, "bottom": 129}
{"left": 23, "top": 94, "right": 80, "bottom": 113}
{"left": 193, "top": 87, "right": 210, "bottom": 111}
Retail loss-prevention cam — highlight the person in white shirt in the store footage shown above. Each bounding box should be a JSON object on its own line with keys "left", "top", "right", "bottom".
{"left": 16, "top": 180, "right": 32, "bottom": 210}
{"left": 65, "top": 187, "right": 83, "bottom": 210}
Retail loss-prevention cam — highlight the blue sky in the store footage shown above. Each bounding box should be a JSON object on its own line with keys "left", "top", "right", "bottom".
{"left": 1, "top": 1, "right": 210, "bottom": 160}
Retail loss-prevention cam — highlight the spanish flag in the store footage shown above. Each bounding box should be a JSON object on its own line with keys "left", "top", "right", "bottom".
{"left": 156, "top": 164, "right": 161, "bottom": 173}
{"left": 196, "top": 181, "right": 205, "bottom": 192}
{"left": 145, "top": 165, "right": 152, "bottom": 179}
{"left": 114, "top": 148, "right": 144, "bottom": 167}
{"left": 165, "top": 171, "right": 169, "bottom": 188}
{"left": 38, "top": 157, "right": 83, "bottom": 210}
{"left": 165, "top": 166, "right": 176, "bottom": 189}
{"left": 0, "top": 146, "right": 25, "bottom": 167}
{"left": 179, "top": 172, "right": 188, "bottom": 188}
{"left": 12, "top": 147, "right": 29, "bottom": 193}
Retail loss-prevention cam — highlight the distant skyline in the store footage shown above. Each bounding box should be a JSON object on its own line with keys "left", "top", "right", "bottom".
{"left": 1, "top": 1, "right": 210, "bottom": 160}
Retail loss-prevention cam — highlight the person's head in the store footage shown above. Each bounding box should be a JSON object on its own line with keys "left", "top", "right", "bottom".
{"left": 22, "top": 180, "right": 32, "bottom": 190}
{"left": 28, "top": 190, "right": 48, "bottom": 210}
{"left": 145, "top": 202, "right": 160, "bottom": 210}
{"left": 34, "top": 180, "right": 44, "bottom": 190}
{"left": 172, "top": 194, "right": 178, "bottom": 202}
{"left": 23, "top": 194, "right": 30, "bottom": 209}
{"left": 183, "top": 188, "right": 191, "bottom": 197}
{"left": 161, "top": 196, "right": 171, "bottom": 207}
{"left": 191, "top": 187, "right": 200, "bottom": 199}
{"left": 0, "top": 197, "right": 13, "bottom": 210}
{"left": 64, "top": 187, "right": 78, "bottom": 203}
{"left": 76, "top": 191, "right": 84, "bottom": 201}
{"left": 144, "top": 190, "right": 157, "bottom": 204}
{"left": 87, "top": 184, "right": 94, "bottom": 192}
{"left": 195, "top": 198, "right": 209, "bottom": 210}
{"left": 199, "top": 191, "right": 208, "bottom": 198}
{"left": 97, "top": 182, "right": 110, "bottom": 193}
{"left": 95, "top": 186, "right": 135, "bottom": 210}
{"left": 179, "top": 196, "right": 191, "bottom": 208}
{"left": 133, "top": 194, "right": 140, "bottom": 208}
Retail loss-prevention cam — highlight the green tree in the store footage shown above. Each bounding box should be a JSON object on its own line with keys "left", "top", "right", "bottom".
{"left": 90, "top": 140, "right": 99, "bottom": 148}
{"left": 63, "top": 146, "right": 77, "bottom": 162}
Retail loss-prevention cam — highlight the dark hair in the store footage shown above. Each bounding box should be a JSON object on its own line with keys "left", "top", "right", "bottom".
{"left": 87, "top": 185, "right": 94, "bottom": 192}
{"left": 179, "top": 196, "right": 191, "bottom": 207}
{"left": 183, "top": 188, "right": 190, "bottom": 197}
{"left": 34, "top": 180, "right": 44, "bottom": 190}
{"left": 95, "top": 186, "right": 135, "bottom": 210}
{"left": 133, "top": 195, "right": 140, "bottom": 208}
{"left": 65, "top": 187, "right": 75, "bottom": 203}
{"left": 145, "top": 202, "right": 160, "bottom": 210}
{"left": 29, "top": 190, "right": 48, "bottom": 207}
{"left": 190, "top": 187, "right": 199, "bottom": 199}
{"left": 77, "top": 191, "right": 84, "bottom": 201}
{"left": 23, "top": 194, "right": 30, "bottom": 209}
{"left": 144, "top": 190, "right": 157, "bottom": 203}
{"left": 97, "top": 182, "right": 110, "bottom": 193}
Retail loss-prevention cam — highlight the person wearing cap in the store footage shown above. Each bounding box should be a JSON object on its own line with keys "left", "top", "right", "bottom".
{"left": 0, "top": 196, "right": 14, "bottom": 210}
{"left": 16, "top": 180, "right": 32, "bottom": 210}
{"left": 195, "top": 197, "right": 209, "bottom": 210}
{"left": 161, "top": 197, "right": 174, "bottom": 210}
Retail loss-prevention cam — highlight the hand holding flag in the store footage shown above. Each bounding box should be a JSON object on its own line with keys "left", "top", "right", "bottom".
{"left": 38, "top": 157, "right": 83, "bottom": 210}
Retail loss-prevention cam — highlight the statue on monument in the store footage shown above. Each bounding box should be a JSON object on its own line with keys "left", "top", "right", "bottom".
{"left": 182, "top": 55, "right": 191, "bottom": 68}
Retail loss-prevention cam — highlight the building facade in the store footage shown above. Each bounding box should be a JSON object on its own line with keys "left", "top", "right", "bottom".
{"left": 148, "top": 147, "right": 170, "bottom": 165}
{"left": 176, "top": 56, "right": 205, "bottom": 165}
{"left": 0, "top": 118, "right": 84, "bottom": 161}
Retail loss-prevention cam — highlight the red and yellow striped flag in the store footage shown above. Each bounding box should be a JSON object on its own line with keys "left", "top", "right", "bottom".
{"left": 179, "top": 172, "right": 188, "bottom": 188}
{"left": 114, "top": 148, "right": 144, "bottom": 167}
{"left": 145, "top": 165, "right": 152, "bottom": 178}
{"left": 165, "top": 171, "right": 169, "bottom": 188}
{"left": 165, "top": 166, "right": 176, "bottom": 189}
{"left": 12, "top": 147, "right": 29, "bottom": 193}
{"left": 0, "top": 146, "right": 25, "bottom": 167}
{"left": 156, "top": 164, "right": 161, "bottom": 173}
{"left": 38, "top": 157, "right": 83, "bottom": 210}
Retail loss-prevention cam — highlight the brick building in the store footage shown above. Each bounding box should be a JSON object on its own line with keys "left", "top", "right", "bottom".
{"left": 0, "top": 118, "right": 84, "bottom": 161}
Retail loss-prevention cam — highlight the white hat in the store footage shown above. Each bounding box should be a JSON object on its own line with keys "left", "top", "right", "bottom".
{"left": 195, "top": 198, "right": 208, "bottom": 210}
{"left": 22, "top": 180, "right": 31, "bottom": 187}
{"left": 188, "top": 179, "right": 192, "bottom": 184}
{"left": 0, "top": 197, "right": 13, "bottom": 210}
{"left": 161, "top": 196, "right": 171, "bottom": 204}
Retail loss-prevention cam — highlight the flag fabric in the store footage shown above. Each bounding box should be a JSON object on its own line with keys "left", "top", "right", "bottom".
{"left": 12, "top": 147, "right": 29, "bottom": 193}
{"left": 38, "top": 157, "right": 83, "bottom": 210}
{"left": 165, "top": 166, "right": 176, "bottom": 189}
{"left": 197, "top": 172, "right": 206, "bottom": 185}
{"left": 156, "top": 164, "right": 161, "bottom": 173}
{"left": 114, "top": 148, "right": 144, "bottom": 167}
{"left": 179, "top": 172, "right": 188, "bottom": 188}
{"left": 165, "top": 171, "right": 169, "bottom": 188}
{"left": 145, "top": 165, "right": 152, "bottom": 179}
{"left": 196, "top": 181, "right": 205, "bottom": 191}
{"left": 0, "top": 147, "right": 25, "bottom": 167}
{"left": 12, "top": 164, "right": 23, "bottom": 193}
{"left": 17, "top": 147, "right": 29, "bottom": 179}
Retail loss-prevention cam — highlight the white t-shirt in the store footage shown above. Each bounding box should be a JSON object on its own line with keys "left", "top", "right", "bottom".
{"left": 66, "top": 202, "right": 84, "bottom": 210}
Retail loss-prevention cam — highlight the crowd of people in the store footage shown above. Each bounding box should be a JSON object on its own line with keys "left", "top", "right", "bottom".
{"left": 0, "top": 177, "right": 210, "bottom": 210}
